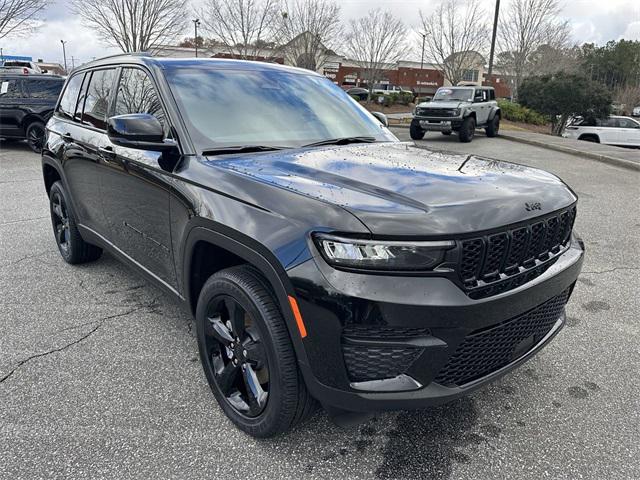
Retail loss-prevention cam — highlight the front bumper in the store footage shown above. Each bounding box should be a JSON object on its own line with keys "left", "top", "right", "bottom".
{"left": 286, "top": 235, "right": 584, "bottom": 413}
{"left": 413, "top": 116, "right": 463, "bottom": 132}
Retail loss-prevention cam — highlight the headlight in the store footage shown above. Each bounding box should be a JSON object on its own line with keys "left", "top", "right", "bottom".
{"left": 452, "top": 108, "right": 461, "bottom": 116}
{"left": 313, "top": 234, "right": 454, "bottom": 271}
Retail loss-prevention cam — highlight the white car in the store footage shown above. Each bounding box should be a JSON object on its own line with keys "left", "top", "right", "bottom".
{"left": 563, "top": 116, "right": 640, "bottom": 147}
{"left": 0, "top": 60, "right": 42, "bottom": 74}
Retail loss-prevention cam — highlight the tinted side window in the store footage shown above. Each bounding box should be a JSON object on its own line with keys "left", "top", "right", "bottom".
{"left": 24, "top": 79, "right": 64, "bottom": 99}
{"left": 617, "top": 118, "right": 639, "bottom": 128}
{"left": 114, "top": 68, "right": 167, "bottom": 130}
{"left": 489, "top": 90, "right": 495, "bottom": 100}
{"left": 57, "top": 73, "right": 84, "bottom": 120}
{"left": 0, "top": 78, "right": 25, "bottom": 99}
{"left": 82, "top": 69, "right": 117, "bottom": 129}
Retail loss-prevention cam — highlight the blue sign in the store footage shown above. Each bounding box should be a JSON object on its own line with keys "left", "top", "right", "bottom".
{"left": 0, "top": 54, "right": 33, "bottom": 62}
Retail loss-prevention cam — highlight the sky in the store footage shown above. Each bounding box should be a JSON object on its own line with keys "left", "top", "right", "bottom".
{"left": 6, "top": 0, "right": 640, "bottom": 68}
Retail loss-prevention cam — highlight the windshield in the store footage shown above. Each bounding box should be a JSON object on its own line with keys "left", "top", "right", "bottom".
{"left": 164, "top": 66, "right": 393, "bottom": 152}
{"left": 432, "top": 88, "right": 474, "bottom": 102}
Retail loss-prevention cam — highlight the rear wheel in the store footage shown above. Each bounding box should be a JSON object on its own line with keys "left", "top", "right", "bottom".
{"left": 410, "top": 120, "right": 425, "bottom": 140}
{"left": 196, "top": 265, "right": 316, "bottom": 437}
{"left": 579, "top": 134, "right": 600, "bottom": 143}
{"left": 49, "top": 181, "right": 102, "bottom": 264}
{"left": 26, "top": 121, "right": 46, "bottom": 153}
{"left": 458, "top": 116, "right": 475, "bottom": 143}
{"left": 485, "top": 115, "right": 500, "bottom": 137}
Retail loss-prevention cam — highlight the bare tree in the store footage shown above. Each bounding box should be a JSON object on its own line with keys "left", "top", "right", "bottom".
{"left": 345, "top": 9, "right": 406, "bottom": 97}
{"left": 277, "top": 0, "right": 341, "bottom": 71}
{"left": 200, "top": 0, "right": 280, "bottom": 60}
{"left": 419, "top": 0, "right": 488, "bottom": 86}
{"left": 497, "top": 0, "right": 571, "bottom": 100}
{"left": 0, "top": 0, "right": 48, "bottom": 39}
{"left": 70, "top": 0, "right": 187, "bottom": 53}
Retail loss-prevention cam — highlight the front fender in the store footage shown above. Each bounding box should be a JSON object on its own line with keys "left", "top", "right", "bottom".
{"left": 180, "top": 221, "right": 313, "bottom": 372}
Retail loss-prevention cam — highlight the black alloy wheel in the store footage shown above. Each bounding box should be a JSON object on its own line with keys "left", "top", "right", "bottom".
{"left": 196, "top": 266, "right": 316, "bottom": 437}
{"left": 48, "top": 181, "right": 102, "bottom": 264}
{"left": 204, "top": 294, "right": 269, "bottom": 417}
{"left": 26, "top": 122, "right": 46, "bottom": 153}
{"left": 51, "top": 189, "right": 71, "bottom": 256}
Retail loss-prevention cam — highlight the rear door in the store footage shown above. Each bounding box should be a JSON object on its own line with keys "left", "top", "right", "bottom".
{"left": 50, "top": 69, "right": 118, "bottom": 233}
{"left": 99, "top": 66, "right": 177, "bottom": 288}
{"left": 615, "top": 117, "right": 640, "bottom": 146}
{"left": 0, "top": 77, "right": 26, "bottom": 137}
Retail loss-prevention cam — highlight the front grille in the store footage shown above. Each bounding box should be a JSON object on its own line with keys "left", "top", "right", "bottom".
{"left": 416, "top": 107, "right": 457, "bottom": 117}
{"left": 341, "top": 326, "right": 429, "bottom": 382}
{"left": 435, "top": 290, "right": 570, "bottom": 386}
{"left": 459, "top": 206, "right": 576, "bottom": 297}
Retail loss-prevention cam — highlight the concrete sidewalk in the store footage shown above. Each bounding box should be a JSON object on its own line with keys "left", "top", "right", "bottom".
{"left": 499, "top": 130, "right": 640, "bottom": 171}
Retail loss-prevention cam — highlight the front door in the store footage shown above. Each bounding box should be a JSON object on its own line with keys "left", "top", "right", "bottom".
{"left": 99, "top": 66, "right": 177, "bottom": 289}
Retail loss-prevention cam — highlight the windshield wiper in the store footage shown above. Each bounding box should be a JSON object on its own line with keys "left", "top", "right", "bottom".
{"left": 303, "top": 136, "right": 377, "bottom": 148}
{"left": 202, "top": 145, "right": 287, "bottom": 156}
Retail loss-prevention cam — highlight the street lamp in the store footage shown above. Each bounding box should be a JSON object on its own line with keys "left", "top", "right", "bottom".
{"left": 193, "top": 19, "right": 201, "bottom": 58}
{"left": 421, "top": 33, "right": 426, "bottom": 70}
{"left": 60, "top": 40, "right": 68, "bottom": 73}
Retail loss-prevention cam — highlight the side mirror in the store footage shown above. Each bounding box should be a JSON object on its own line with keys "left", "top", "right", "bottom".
{"left": 371, "top": 111, "right": 389, "bottom": 127}
{"left": 107, "top": 113, "right": 176, "bottom": 151}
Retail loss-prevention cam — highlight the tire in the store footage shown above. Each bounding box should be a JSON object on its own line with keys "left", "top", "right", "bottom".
{"left": 441, "top": 131, "right": 452, "bottom": 136}
{"left": 579, "top": 135, "right": 599, "bottom": 143}
{"left": 485, "top": 115, "right": 500, "bottom": 137}
{"left": 25, "top": 121, "right": 46, "bottom": 153}
{"left": 196, "top": 265, "right": 316, "bottom": 437}
{"left": 49, "top": 181, "right": 103, "bottom": 264}
{"left": 458, "top": 116, "right": 476, "bottom": 143}
{"left": 410, "top": 120, "right": 425, "bottom": 140}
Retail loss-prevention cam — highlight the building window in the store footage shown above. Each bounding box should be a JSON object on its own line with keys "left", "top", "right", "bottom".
{"left": 462, "top": 69, "right": 479, "bottom": 82}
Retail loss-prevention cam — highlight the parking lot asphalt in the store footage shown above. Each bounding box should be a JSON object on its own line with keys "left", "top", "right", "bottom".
{"left": 1, "top": 134, "right": 639, "bottom": 480}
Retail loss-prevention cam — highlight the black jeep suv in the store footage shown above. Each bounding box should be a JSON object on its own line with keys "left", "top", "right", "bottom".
{"left": 42, "top": 54, "right": 584, "bottom": 437}
{"left": 0, "top": 72, "right": 64, "bottom": 152}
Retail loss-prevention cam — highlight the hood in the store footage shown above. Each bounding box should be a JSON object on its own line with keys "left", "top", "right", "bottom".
{"left": 418, "top": 101, "right": 470, "bottom": 109}
{"left": 206, "top": 142, "right": 577, "bottom": 236}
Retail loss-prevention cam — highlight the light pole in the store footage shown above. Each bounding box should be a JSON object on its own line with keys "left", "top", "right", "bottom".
{"left": 487, "top": 0, "right": 500, "bottom": 82}
{"left": 421, "top": 33, "right": 426, "bottom": 70}
{"left": 60, "top": 40, "right": 68, "bottom": 73}
{"left": 193, "top": 19, "right": 201, "bottom": 57}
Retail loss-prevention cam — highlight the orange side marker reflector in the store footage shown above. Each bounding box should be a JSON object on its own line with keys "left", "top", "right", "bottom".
{"left": 288, "top": 295, "right": 307, "bottom": 338}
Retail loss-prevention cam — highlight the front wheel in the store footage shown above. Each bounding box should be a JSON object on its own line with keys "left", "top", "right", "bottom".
{"left": 410, "top": 120, "right": 425, "bottom": 140}
{"left": 196, "top": 266, "right": 316, "bottom": 437}
{"left": 26, "top": 121, "right": 46, "bottom": 153}
{"left": 458, "top": 117, "right": 476, "bottom": 143}
{"left": 485, "top": 115, "right": 500, "bottom": 137}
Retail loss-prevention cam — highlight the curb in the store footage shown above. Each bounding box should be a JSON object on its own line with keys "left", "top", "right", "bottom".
{"left": 388, "top": 125, "right": 640, "bottom": 172}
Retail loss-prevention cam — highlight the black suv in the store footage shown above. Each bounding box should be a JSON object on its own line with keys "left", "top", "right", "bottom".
{"left": 42, "top": 54, "right": 584, "bottom": 437}
{"left": 0, "top": 73, "right": 64, "bottom": 152}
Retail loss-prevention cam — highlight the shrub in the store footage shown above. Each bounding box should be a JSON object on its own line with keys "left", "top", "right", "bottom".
{"left": 518, "top": 73, "right": 611, "bottom": 135}
{"left": 349, "top": 94, "right": 362, "bottom": 102}
{"left": 497, "top": 100, "right": 548, "bottom": 126}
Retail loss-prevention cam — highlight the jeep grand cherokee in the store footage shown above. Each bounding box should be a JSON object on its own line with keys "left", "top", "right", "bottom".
{"left": 42, "top": 54, "right": 584, "bottom": 437}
